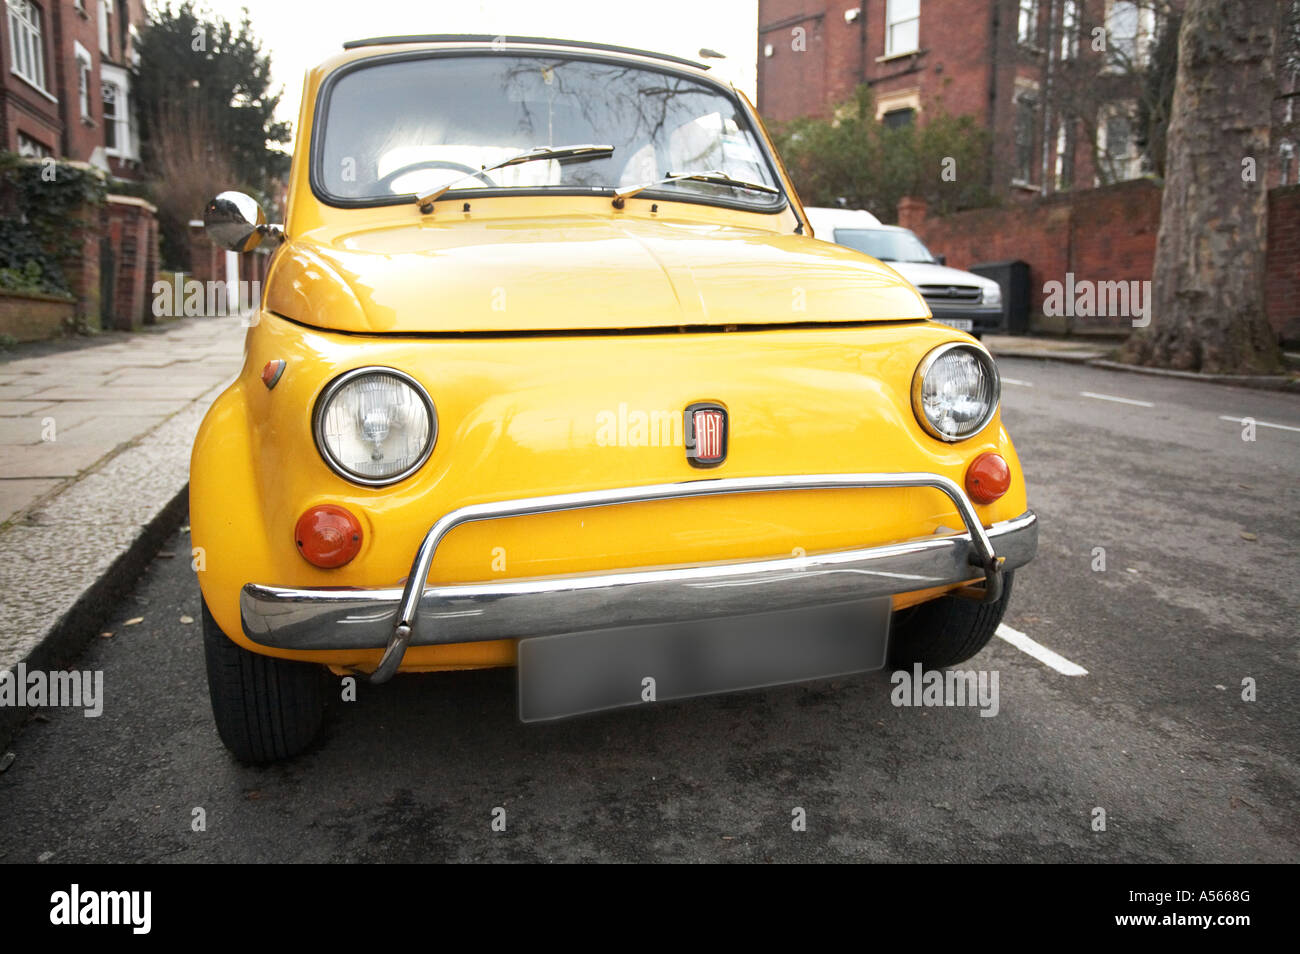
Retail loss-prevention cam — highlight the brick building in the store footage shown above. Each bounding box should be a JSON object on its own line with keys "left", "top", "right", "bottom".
{"left": 1, "top": 0, "right": 158, "bottom": 336}
{"left": 2, "top": 0, "right": 146, "bottom": 177}
{"left": 756, "top": 0, "right": 1212, "bottom": 196}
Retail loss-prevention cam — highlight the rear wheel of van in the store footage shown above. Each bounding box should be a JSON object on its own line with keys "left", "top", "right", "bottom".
{"left": 888, "top": 571, "right": 1013, "bottom": 669}
{"left": 202, "top": 598, "right": 329, "bottom": 763}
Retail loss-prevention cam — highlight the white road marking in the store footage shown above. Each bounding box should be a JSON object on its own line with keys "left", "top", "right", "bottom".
{"left": 995, "top": 624, "right": 1089, "bottom": 676}
{"left": 1080, "top": 391, "right": 1155, "bottom": 407}
{"left": 1219, "top": 415, "right": 1300, "bottom": 434}
{"left": 1001, "top": 377, "right": 1034, "bottom": 387}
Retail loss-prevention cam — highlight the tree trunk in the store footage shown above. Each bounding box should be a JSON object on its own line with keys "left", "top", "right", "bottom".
{"left": 1124, "top": 0, "right": 1284, "bottom": 374}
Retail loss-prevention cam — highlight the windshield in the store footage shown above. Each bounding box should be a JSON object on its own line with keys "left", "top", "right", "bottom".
{"left": 832, "top": 228, "right": 935, "bottom": 263}
{"left": 314, "top": 53, "right": 783, "bottom": 210}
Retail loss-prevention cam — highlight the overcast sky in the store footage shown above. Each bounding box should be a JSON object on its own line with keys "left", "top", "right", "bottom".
{"left": 193, "top": 0, "right": 759, "bottom": 150}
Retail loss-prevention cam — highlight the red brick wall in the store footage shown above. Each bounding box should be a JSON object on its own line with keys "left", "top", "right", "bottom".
{"left": 59, "top": 199, "right": 101, "bottom": 328}
{"left": 185, "top": 222, "right": 271, "bottom": 314}
{"left": 906, "top": 179, "right": 1300, "bottom": 342}
{"left": 1, "top": 0, "right": 63, "bottom": 154}
{"left": 188, "top": 223, "right": 225, "bottom": 288}
{"left": 52, "top": 0, "right": 105, "bottom": 164}
{"left": 104, "top": 195, "right": 158, "bottom": 329}
{"left": 1265, "top": 185, "right": 1300, "bottom": 341}
{"left": 758, "top": 0, "right": 834, "bottom": 123}
{"left": 758, "top": 0, "right": 1001, "bottom": 123}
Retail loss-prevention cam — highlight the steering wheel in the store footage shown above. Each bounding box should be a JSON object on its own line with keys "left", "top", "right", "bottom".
{"left": 374, "top": 160, "right": 500, "bottom": 195}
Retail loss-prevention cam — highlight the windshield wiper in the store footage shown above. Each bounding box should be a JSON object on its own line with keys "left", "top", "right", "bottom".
{"left": 416, "top": 144, "right": 614, "bottom": 212}
{"left": 611, "top": 170, "right": 780, "bottom": 208}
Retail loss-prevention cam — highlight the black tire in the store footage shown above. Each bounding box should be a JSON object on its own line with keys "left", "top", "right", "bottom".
{"left": 201, "top": 598, "right": 328, "bottom": 763}
{"left": 888, "top": 571, "right": 1014, "bottom": 669}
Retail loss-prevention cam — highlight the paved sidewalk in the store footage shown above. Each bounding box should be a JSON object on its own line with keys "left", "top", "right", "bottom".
{"left": 0, "top": 319, "right": 244, "bottom": 524}
{"left": 0, "top": 317, "right": 245, "bottom": 735}
{"left": 983, "top": 334, "right": 1114, "bottom": 362}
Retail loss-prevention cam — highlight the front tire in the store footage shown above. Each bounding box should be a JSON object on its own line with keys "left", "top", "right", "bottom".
{"left": 888, "top": 571, "right": 1014, "bottom": 669}
{"left": 202, "top": 598, "right": 328, "bottom": 763}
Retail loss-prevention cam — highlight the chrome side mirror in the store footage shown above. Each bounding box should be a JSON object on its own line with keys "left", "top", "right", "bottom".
{"left": 203, "top": 191, "right": 281, "bottom": 252}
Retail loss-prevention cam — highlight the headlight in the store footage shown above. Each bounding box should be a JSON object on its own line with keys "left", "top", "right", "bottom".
{"left": 982, "top": 284, "right": 1002, "bottom": 306}
{"left": 911, "top": 343, "right": 1000, "bottom": 441}
{"left": 313, "top": 368, "right": 436, "bottom": 485}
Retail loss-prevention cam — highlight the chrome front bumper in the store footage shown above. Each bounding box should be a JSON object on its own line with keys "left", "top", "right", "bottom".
{"left": 239, "top": 473, "right": 1038, "bottom": 683}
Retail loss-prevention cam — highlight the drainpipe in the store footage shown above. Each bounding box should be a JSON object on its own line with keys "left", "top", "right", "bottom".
{"left": 987, "top": 2, "right": 1000, "bottom": 190}
{"left": 1041, "top": 0, "right": 1057, "bottom": 192}
{"left": 860, "top": 2, "right": 869, "bottom": 85}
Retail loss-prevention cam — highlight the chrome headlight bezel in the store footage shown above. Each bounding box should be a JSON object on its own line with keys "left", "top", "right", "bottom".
{"left": 911, "top": 342, "right": 1000, "bottom": 442}
{"left": 312, "top": 366, "right": 437, "bottom": 487}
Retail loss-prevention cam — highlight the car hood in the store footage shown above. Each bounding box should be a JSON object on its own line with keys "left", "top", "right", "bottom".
{"left": 265, "top": 215, "right": 930, "bottom": 333}
{"left": 885, "top": 261, "right": 998, "bottom": 291}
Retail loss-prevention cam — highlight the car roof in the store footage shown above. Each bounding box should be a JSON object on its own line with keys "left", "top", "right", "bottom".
{"left": 804, "top": 207, "right": 909, "bottom": 232}
{"left": 341, "top": 35, "right": 711, "bottom": 72}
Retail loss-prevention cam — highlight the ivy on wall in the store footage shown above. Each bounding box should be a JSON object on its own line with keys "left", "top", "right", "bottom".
{"left": 0, "top": 153, "right": 107, "bottom": 296}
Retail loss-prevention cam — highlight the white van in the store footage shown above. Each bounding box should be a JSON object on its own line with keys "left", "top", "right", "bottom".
{"left": 805, "top": 207, "right": 1003, "bottom": 337}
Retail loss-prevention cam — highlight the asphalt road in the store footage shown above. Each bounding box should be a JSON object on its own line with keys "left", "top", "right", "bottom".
{"left": 1, "top": 357, "right": 1296, "bottom": 863}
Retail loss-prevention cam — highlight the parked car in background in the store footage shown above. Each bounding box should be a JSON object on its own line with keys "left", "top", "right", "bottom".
{"left": 805, "top": 207, "right": 1004, "bottom": 338}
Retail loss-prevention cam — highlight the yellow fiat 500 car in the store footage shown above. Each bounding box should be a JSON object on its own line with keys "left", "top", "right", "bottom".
{"left": 195, "top": 35, "right": 1037, "bottom": 763}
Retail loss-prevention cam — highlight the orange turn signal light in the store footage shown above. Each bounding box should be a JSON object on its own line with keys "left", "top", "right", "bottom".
{"left": 295, "top": 504, "right": 363, "bottom": 568}
{"left": 965, "top": 452, "right": 1010, "bottom": 504}
{"left": 261, "top": 359, "right": 286, "bottom": 389}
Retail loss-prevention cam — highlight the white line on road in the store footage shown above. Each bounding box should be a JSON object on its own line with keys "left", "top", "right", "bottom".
{"left": 1080, "top": 391, "right": 1155, "bottom": 407}
{"left": 1001, "top": 377, "right": 1035, "bottom": 387}
{"left": 995, "top": 624, "right": 1089, "bottom": 676}
{"left": 1219, "top": 415, "right": 1300, "bottom": 434}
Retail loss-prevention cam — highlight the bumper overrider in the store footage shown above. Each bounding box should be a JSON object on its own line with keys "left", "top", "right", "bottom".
{"left": 239, "top": 472, "right": 1037, "bottom": 683}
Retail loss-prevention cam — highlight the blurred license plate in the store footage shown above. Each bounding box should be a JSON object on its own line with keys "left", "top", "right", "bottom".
{"left": 935, "top": 318, "right": 974, "bottom": 331}
{"left": 517, "top": 599, "right": 891, "bottom": 722}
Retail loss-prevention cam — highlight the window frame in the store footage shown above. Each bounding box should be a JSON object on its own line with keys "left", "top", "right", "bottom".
{"left": 1012, "top": 86, "right": 1039, "bottom": 186}
{"left": 74, "top": 41, "right": 92, "bottom": 119}
{"left": 885, "top": 0, "right": 921, "bottom": 58}
{"left": 1018, "top": 0, "right": 1040, "bottom": 47}
{"left": 102, "top": 79, "right": 120, "bottom": 152}
{"left": 1104, "top": 0, "right": 1157, "bottom": 71}
{"left": 308, "top": 48, "right": 791, "bottom": 216}
{"left": 8, "top": 0, "right": 52, "bottom": 96}
{"left": 98, "top": 0, "right": 113, "bottom": 56}
{"left": 1060, "top": 0, "right": 1080, "bottom": 60}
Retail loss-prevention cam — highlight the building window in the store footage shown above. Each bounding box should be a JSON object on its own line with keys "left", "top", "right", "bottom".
{"left": 98, "top": 0, "right": 113, "bottom": 56}
{"left": 75, "top": 43, "right": 92, "bottom": 119}
{"left": 1060, "top": 0, "right": 1080, "bottom": 59}
{"left": 876, "top": 88, "right": 921, "bottom": 124}
{"left": 102, "top": 82, "right": 120, "bottom": 151}
{"left": 7, "top": 0, "right": 49, "bottom": 93}
{"left": 1014, "top": 91, "right": 1038, "bottom": 184}
{"left": 1106, "top": 0, "right": 1156, "bottom": 69}
{"left": 1018, "top": 0, "right": 1039, "bottom": 46}
{"left": 1099, "top": 105, "right": 1142, "bottom": 181}
{"left": 885, "top": 0, "right": 920, "bottom": 57}
{"left": 1279, "top": 141, "right": 1296, "bottom": 186}
{"left": 16, "top": 132, "right": 51, "bottom": 158}
{"left": 1054, "top": 124, "right": 1073, "bottom": 190}
{"left": 882, "top": 108, "right": 916, "bottom": 129}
